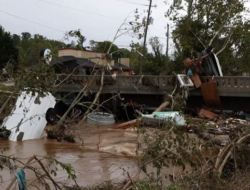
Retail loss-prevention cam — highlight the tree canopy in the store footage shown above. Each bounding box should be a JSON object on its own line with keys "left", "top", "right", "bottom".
{"left": 18, "top": 32, "right": 65, "bottom": 67}
{"left": 167, "top": 0, "right": 248, "bottom": 75}
{"left": 0, "top": 26, "right": 18, "bottom": 69}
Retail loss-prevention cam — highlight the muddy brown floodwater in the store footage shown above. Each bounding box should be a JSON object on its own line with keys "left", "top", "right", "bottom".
{"left": 0, "top": 123, "right": 140, "bottom": 189}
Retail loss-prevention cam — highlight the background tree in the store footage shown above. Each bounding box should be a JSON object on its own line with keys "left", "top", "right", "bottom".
{"left": 90, "top": 40, "right": 120, "bottom": 59}
{"left": 18, "top": 32, "right": 65, "bottom": 67}
{"left": 129, "top": 37, "right": 167, "bottom": 75}
{"left": 149, "top": 37, "right": 166, "bottom": 74}
{"left": 228, "top": 20, "right": 250, "bottom": 75}
{"left": 64, "top": 29, "right": 86, "bottom": 50}
{"left": 0, "top": 26, "right": 18, "bottom": 69}
{"left": 167, "top": 0, "right": 247, "bottom": 75}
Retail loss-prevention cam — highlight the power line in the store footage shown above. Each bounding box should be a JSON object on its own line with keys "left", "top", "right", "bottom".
{"left": 116, "top": 0, "right": 148, "bottom": 6}
{"left": 0, "top": 9, "right": 65, "bottom": 33}
{"left": 0, "top": 9, "right": 104, "bottom": 41}
{"left": 38, "top": 0, "right": 123, "bottom": 20}
{"left": 0, "top": 9, "right": 126, "bottom": 44}
{"left": 117, "top": 44, "right": 131, "bottom": 47}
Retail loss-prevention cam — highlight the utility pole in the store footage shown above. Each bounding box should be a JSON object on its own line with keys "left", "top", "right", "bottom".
{"left": 139, "top": 0, "right": 153, "bottom": 75}
{"left": 165, "top": 24, "right": 169, "bottom": 74}
{"left": 166, "top": 24, "right": 169, "bottom": 57}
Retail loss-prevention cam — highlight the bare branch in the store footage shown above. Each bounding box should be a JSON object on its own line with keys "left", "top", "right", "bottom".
{"left": 57, "top": 72, "right": 97, "bottom": 126}
{"left": 78, "top": 68, "right": 105, "bottom": 124}
{"left": 107, "top": 11, "right": 134, "bottom": 54}
{"left": 208, "top": 8, "right": 232, "bottom": 46}
{"left": 53, "top": 66, "right": 81, "bottom": 88}
{"left": 6, "top": 155, "right": 36, "bottom": 190}
{"left": 34, "top": 156, "right": 63, "bottom": 190}
{"left": 216, "top": 32, "right": 233, "bottom": 55}
{"left": 188, "top": 27, "right": 206, "bottom": 49}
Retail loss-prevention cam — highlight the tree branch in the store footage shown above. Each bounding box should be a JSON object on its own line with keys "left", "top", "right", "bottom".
{"left": 208, "top": 8, "right": 232, "bottom": 46}
{"left": 78, "top": 68, "right": 105, "bottom": 124}
{"left": 189, "top": 27, "right": 206, "bottom": 49}
{"left": 216, "top": 32, "right": 233, "bottom": 55}
{"left": 34, "top": 156, "right": 63, "bottom": 190}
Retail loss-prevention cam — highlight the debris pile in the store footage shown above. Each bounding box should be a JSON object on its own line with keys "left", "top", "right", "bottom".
{"left": 186, "top": 109, "right": 250, "bottom": 146}
{"left": 180, "top": 46, "right": 223, "bottom": 109}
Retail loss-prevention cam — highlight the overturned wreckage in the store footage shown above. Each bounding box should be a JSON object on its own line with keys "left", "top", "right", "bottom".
{"left": 0, "top": 90, "right": 56, "bottom": 141}
{"left": 184, "top": 46, "right": 223, "bottom": 78}
{"left": 183, "top": 46, "right": 223, "bottom": 89}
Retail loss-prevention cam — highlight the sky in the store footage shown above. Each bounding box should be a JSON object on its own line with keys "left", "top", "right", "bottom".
{"left": 0, "top": 0, "right": 174, "bottom": 53}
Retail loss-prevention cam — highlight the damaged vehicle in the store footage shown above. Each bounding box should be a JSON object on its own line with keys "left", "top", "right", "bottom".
{"left": 0, "top": 90, "right": 56, "bottom": 141}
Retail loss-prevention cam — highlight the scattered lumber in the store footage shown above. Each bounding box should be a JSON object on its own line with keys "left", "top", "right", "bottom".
{"left": 113, "top": 119, "right": 141, "bottom": 129}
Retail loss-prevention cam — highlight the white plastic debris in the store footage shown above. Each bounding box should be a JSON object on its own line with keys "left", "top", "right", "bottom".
{"left": 142, "top": 111, "right": 186, "bottom": 126}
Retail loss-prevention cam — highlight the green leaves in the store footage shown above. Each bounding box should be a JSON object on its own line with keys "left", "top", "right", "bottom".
{"left": 0, "top": 26, "right": 18, "bottom": 69}
{"left": 14, "top": 60, "right": 56, "bottom": 95}
{"left": 137, "top": 118, "right": 204, "bottom": 181}
{"left": 66, "top": 29, "right": 87, "bottom": 50}
{"left": 17, "top": 32, "right": 64, "bottom": 68}
{"left": 48, "top": 157, "right": 77, "bottom": 180}
{"left": 167, "top": 0, "right": 248, "bottom": 75}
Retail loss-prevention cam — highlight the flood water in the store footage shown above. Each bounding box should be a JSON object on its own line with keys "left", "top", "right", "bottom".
{"left": 0, "top": 123, "right": 139, "bottom": 189}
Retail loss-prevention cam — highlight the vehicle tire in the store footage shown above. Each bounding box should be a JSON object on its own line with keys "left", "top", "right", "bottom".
{"left": 46, "top": 108, "right": 57, "bottom": 125}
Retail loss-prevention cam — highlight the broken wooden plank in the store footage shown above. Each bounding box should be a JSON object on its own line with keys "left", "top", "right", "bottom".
{"left": 201, "top": 81, "right": 221, "bottom": 107}
{"left": 113, "top": 119, "right": 141, "bottom": 129}
{"left": 190, "top": 73, "right": 202, "bottom": 88}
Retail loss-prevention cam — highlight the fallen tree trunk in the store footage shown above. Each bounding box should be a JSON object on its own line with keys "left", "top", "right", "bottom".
{"left": 154, "top": 101, "right": 170, "bottom": 112}
{"left": 113, "top": 119, "right": 141, "bottom": 129}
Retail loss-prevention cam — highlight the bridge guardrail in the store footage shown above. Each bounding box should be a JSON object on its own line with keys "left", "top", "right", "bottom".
{"left": 199, "top": 76, "right": 250, "bottom": 97}
{"left": 57, "top": 75, "right": 174, "bottom": 94}
{"left": 201, "top": 76, "right": 250, "bottom": 88}
{"left": 56, "top": 75, "right": 250, "bottom": 97}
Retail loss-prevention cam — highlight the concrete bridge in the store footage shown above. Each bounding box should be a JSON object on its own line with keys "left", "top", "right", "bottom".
{"left": 56, "top": 75, "right": 174, "bottom": 94}
{"left": 56, "top": 75, "right": 250, "bottom": 111}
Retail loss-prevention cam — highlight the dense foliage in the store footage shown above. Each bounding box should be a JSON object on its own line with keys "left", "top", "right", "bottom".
{"left": 167, "top": 0, "right": 249, "bottom": 75}
{"left": 0, "top": 26, "right": 18, "bottom": 69}
{"left": 17, "top": 32, "right": 65, "bottom": 67}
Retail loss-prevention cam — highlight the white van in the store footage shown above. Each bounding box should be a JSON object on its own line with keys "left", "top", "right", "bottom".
{"left": 1, "top": 90, "right": 56, "bottom": 141}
